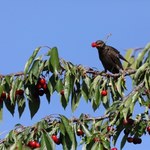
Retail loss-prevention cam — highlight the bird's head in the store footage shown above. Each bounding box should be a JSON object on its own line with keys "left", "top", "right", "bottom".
{"left": 91, "top": 40, "right": 105, "bottom": 49}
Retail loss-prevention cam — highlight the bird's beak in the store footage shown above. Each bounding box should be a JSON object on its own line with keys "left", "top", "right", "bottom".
{"left": 91, "top": 42, "right": 97, "bottom": 48}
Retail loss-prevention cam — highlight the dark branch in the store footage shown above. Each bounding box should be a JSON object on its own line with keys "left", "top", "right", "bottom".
{"left": 85, "top": 67, "right": 136, "bottom": 77}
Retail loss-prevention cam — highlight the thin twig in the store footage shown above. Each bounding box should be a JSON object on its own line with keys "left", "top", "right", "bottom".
{"left": 0, "top": 71, "right": 24, "bottom": 79}
{"left": 71, "top": 113, "right": 110, "bottom": 123}
{"left": 122, "top": 81, "right": 145, "bottom": 102}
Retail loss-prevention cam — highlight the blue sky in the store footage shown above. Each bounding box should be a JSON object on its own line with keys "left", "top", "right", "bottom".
{"left": 0, "top": 1, "right": 150, "bottom": 150}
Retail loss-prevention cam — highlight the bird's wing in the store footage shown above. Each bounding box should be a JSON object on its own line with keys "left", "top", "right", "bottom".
{"left": 108, "top": 46, "right": 130, "bottom": 63}
{"left": 108, "top": 46, "right": 120, "bottom": 54}
{"left": 106, "top": 46, "right": 123, "bottom": 70}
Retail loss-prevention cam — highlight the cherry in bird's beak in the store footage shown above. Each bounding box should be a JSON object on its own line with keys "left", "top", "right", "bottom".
{"left": 91, "top": 42, "right": 97, "bottom": 48}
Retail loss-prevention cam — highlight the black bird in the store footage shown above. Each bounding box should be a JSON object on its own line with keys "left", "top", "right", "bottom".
{"left": 91, "top": 40, "right": 129, "bottom": 74}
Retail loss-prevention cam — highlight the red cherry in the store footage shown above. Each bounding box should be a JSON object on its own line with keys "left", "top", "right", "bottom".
{"left": 133, "top": 137, "right": 142, "bottom": 144}
{"left": 38, "top": 77, "right": 46, "bottom": 85}
{"left": 127, "top": 137, "right": 133, "bottom": 143}
{"left": 36, "top": 83, "right": 42, "bottom": 89}
{"left": 16, "top": 90, "right": 24, "bottom": 96}
{"left": 38, "top": 89, "right": 45, "bottom": 96}
{"left": 111, "top": 147, "right": 118, "bottom": 150}
{"left": 42, "top": 83, "right": 48, "bottom": 90}
{"left": 93, "top": 137, "right": 100, "bottom": 142}
{"left": 101, "top": 90, "right": 107, "bottom": 96}
{"left": 28, "top": 141, "right": 36, "bottom": 148}
{"left": 123, "top": 119, "right": 128, "bottom": 125}
{"left": 35, "top": 142, "right": 40, "bottom": 148}
{"left": 123, "top": 118, "right": 134, "bottom": 126}
{"left": 137, "top": 138, "right": 142, "bottom": 144}
{"left": 128, "top": 118, "right": 134, "bottom": 125}
{"left": 147, "top": 126, "right": 150, "bottom": 132}
{"left": 91, "top": 42, "right": 97, "bottom": 47}
{"left": 77, "top": 129, "right": 84, "bottom": 136}
{"left": 107, "top": 126, "right": 113, "bottom": 132}
{"left": 51, "top": 135, "right": 61, "bottom": 145}
{"left": 0, "top": 98, "right": 3, "bottom": 103}
{"left": 1, "top": 92, "right": 6, "bottom": 99}
{"left": 60, "top": 90, "right": 64, "bottom": 95}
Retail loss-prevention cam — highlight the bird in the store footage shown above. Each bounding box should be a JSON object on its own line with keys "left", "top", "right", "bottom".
{"left": 91, "top": 40, "right": 130, "bottom": 74}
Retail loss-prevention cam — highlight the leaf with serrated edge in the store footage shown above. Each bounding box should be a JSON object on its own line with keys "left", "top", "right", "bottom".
{"left": 48, "top": 47, "right": 60, "bottom": 74}
{"left": 81, "top": 124, "right": 92, "bottom": 137}
{"left": 60, "top": 115, "right": 77, "bottom": 150}
{"left": 41, "top": 132, "right": 55, "bottom": 150}
{"left": 120, "top": 135, "right": 127, "bottom": 150}
{"left": 135, "top": 43, "right": 150, "bottom": 69}
{"left": 24, "top": 47, "right": 41, "bottom": 74}
{"left": 123, "top": 48, "right": 133, "bottom": 68}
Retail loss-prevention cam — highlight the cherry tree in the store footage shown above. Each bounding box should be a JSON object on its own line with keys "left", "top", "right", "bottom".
{"left": 0, "top": 43, "right": 149, "bottom": 150}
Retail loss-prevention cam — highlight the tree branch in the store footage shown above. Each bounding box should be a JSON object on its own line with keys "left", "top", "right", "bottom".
{"left": 85, "top": 67, "right": 136, "bottom": 77}
{"left": 0, "top": 113, "right": 112, "bottom": 144}
{"left": 0, "top": 71, "right": 24, "bottom": 79}
{"left": 0, "top": 65, "right": 136, "bottom": 80}
{"left": 122, "top": 81, "right": 145, "bottom": 102}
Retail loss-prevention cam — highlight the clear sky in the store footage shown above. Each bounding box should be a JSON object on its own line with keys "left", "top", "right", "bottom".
{"left": 0, "top": 1, "right": 150, "bottom": 150}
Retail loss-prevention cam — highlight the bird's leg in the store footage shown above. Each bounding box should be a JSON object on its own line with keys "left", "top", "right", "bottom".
{"left": 100, "top": 69, "right": 109, "bottom": 76}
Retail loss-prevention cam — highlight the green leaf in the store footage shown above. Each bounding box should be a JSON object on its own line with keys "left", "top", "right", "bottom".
{"left": 64, "top": 72, "right": 74, "bottom": 103}
{"left": 109, "top": 77, "right": 120, "bottom": 101}
{"left": 81, "top": 76, "right": 91, "bottom": 102}
{"left": 135, "top": 43, "right": 150, "bottom": 68}
{"left": 10, "top": 77, "right": 22, "bottom": 104}
{"left": 0, "top": 86, "right": 3, "bottom": 96}
{"left": 17, "top": 97, "right": 26, "bottom": 118}
{"left": 94, "top": 86, "right": 101, "bottom": 106}
{"left": 144, "top": 71, "right": 150, "bottom": 90}
{"left": 92, "top": 75, "right": 102, "bottom": 88}
{"left": 134, "top": 62, "right": 148, "bottom": 84}
{"left": 60, "top": 115, "right": 75, "bottom": 140}
{"left": 71, "top": 88, "right": 81, "bottom": 112}
{"left": 102, "top": 139, "right": 110, "bottom": 150}
{"left": 61, "top": 133, "right": 72, "bottom": 150}
{"left": 81, "top": 124, "right": 92, "bottom": 137}
{"left": 0, "top": 101, "right": 3, "bottom": 120}
{"left": 48, "top": 47, "right": 61, "bottom": 75}
{"left": 116, "top": 76, "right": 123, "bottom": 96}
{"left": 91, "top": 85, "right": 101, "bottom": 111}
{"left": 123, "top": 48, "right": 133, "bottom": 68}
{"left": 90, "top": 76, "right": 103, "bottom": 110}
{"left": 28, "top": 96, "right": 40, "bottom": 119}
{"left": 16, "top": 140, "right": 23, "bottom": 150}
{"left": 4, "top": 99, "right": 15, "bottom": 116}
{"left": 60, "top": 94, "right": 68, "bottom": 109}
{"left": 132, "top": 92, "right": 139, "bottom": 103}
{"left": 120, "top": 135, "right": 127, "bottom": 150}
{"left": 28, "top": 58, "right": 42, "bottom": 79}
{"left": 83, "top": 142, "right": 95, "bottom": 150}
{"left": 91, "top": 142, "right": 100, "bottom": 150}
{"left": 47, "top": 75, "right": 56, "bottom": 95}
{"left": 41, "top": 132, "right": 55, "bottom": 150}
{"left": 55, "top": 79, "right": 64, "bottom": 93}
{"left": 60, "top": 115, "right": 77, "bottom": 150}
{"left": 24, "top": 47, "right": 41, "bottom": 74}
{"left": 45, "top": 90, "right": 51, "bottom": 104}
{"left": 113, "top": 123, "right": 124, "bottom": 146}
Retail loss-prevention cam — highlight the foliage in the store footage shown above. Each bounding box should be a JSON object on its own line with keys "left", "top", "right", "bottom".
{"left": 0, "top": 43, "right": 150, "bottom": 150}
